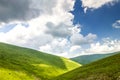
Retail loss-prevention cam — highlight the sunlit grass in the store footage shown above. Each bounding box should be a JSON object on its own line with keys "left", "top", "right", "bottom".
{"left": 54, "top": 52, "right": 120, "bottom": 80}
{"left": 0, "top": 68, "right": 34, "bottom": 80}
{"left": 0, "top": 42, "right": 81, "bottom": 80}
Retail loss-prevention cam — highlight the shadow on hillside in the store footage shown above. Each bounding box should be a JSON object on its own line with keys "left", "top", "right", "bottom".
{"left": 0, "top": 52, "right": 68, "bottom": 69}
{"left": 0, "top": 51, "right": 68, "bottom": 78}
{"left": 0, "top": 43, "right": 68, "bottom": 69}
{"left": 0, "top": 43, "right": 70, "bottom": 79}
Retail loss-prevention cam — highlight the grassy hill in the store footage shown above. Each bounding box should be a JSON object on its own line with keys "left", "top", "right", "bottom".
{"left": 71, "top": 53, "right": 115, "bottom": 65}
{"left": 53, "top": 52, "right": 120, "bottom": 80}
{"left": 0, "top": 42, "right": 81, "bottom": 80}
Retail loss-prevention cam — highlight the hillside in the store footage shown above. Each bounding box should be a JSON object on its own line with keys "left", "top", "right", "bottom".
{"left": 53, "top": 52, "right": 120, "bottom": 80}
{"left": 0, "top": 42, "right": 81, "bottom": 80}
{"left": 71, "top": 53, "right": 115, "bottom": 65}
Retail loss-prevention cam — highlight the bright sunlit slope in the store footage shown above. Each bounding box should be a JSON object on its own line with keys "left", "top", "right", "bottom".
{"left": 0, "top": 42, "right": 81, "bottom": 80}
{"left": 53, "top": 52, "right": 120, "bottom": 80}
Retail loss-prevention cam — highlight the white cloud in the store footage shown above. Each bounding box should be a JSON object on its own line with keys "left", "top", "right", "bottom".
{"left": 112, "top": 20, "right": 120, "bottom": 28}
{"left": 0, "top": 0, "right": 75, "bottom": 48}
{"left": 0, "top": 24, "right": 53, "bottom": 49}
{"left": 39, "top": 38, "right": 82, "bottom": 58}
{"left": 0, "top": 0, "right": 83, "bottom": 58}
{"left": 39, "top": 44, "right": 52, "bottom": 53}
{"left": 39, "top": 39, "right": 69, "bottom": 55}
{"left": 66, "top": 38, "right": 120, "bottom": 57}
{"left": 70, "top": 26, "right": 97, "bottom": 45}
{"left": 70, "top": 45, "right": 81, "bottom": 52}
{"left": 0, "top": 23, "right": 6, "bottom": 28}
{"left": 39, "top": 25, "right": 97, "bottom": 58}
{"left": 81, "top": 0, "right": 119, "bottom": 13}
{"left": 86, "top": 38, "right": 120, "bottom": 54}
{"left": 1, "top": 0, "right": 119, "bottom": 58}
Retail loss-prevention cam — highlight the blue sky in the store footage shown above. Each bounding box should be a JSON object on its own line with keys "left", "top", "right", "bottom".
{"left": 0, "top": 0, "right": 120, "bottom": 57}
{"left": 72, "top": 0, "right": 120, "bottom": 40}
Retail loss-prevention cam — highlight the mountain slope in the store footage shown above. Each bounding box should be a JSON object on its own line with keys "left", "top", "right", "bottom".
{"left": 71, "top": 53, "right": 115, "bottom": 65}
{"left": 0, "top": 42, "right": 81, "bottom": 80}
{"left": 54, "top": 52, "right": 120, "bottom": 80}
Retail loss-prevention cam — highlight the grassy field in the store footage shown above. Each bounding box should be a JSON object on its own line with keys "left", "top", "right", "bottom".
{"left": 53, "top": 52, "right": 120, "bottom": 80}
{"left": 0, "top": 42, "right": 81, "bottom": 80}
{"left": 71, "top": 53, "right": 115, "bottom": 65}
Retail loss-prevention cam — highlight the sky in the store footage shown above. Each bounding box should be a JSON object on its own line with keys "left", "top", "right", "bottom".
{"left": 0, "top": 0, "right": 120, "bottom": 58}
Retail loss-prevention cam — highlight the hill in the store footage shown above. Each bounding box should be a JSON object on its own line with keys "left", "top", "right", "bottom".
{"left": 53, "top": 52, "right": 120, "bottom": 80}
{"left": 0, "top": 42, "right": 81, "bottom": 80}
{"left": 71, "top": 53, "right": 115, "bottom": 65}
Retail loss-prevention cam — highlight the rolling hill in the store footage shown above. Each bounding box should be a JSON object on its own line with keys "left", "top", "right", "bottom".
{"left": 53, "top": 52, "right": 120, "bottom": 80}
{"left": 71, "top": 53, "right": 115, "bottom": 65}
{"left": 0, "top": 42, "right": 81, "bottom": 80}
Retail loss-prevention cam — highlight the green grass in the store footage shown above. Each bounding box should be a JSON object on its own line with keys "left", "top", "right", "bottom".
{"left": 53, "top": 52, "right": 120, "bottom": 80}
{"left": 71, "top": 53, "right": 115, "bottom": 65}
{"left": 0, "top": 42, "right": 81, "bottom": 80}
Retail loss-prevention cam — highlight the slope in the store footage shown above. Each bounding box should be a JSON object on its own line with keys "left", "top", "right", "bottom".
{"left": 0, "top": 42, "right": 81, "bottom": 80}
{"left": 71, "top": 53, "right": 115, "bottom": 65}
{"left": 53, "top": 52, "right": 120, "bottom": 80}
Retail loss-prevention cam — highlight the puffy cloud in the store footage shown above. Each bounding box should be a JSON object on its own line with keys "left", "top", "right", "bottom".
{"left": 39, "top": 38, "right": 82, "bottom": 58}
{"left": 81, "top": 0, "right": 119, "bottom": 13}
{"left": 86, "top": 38, "right": 120, "bottom": 54}
{"left": 70, "top": 33, "right": 97, "bottom": 45}
{"left": 112, "top": 20, "right": 120, "bottom": 28}
{"left": 0, "top": 23, "right": 6, "bottom": 28}
{"left": 1, "top": 0, "right": 118, "bottom": 58}
{"left": 39, "top": 44, "right": 52, "bottom": 53}
{"left": 39, "top": 25, "right": 97, "bottom": 57}
{"left": 0, "top": 24, "right": 53, "bottom": 49}
{"left": 39, "top": 39, "right": 69, "bottom": 54}
{"left": 70, "top": 45, "right": 81, "bottom": 52}
{"left": 0, "top": 0, "right": 74, "bottom": 23}
{"left": 45, "top": 22, "right": 73, "bottom": 38}
{"left": 65, "top": 38, "right": 120, "bottom": 57}
{"left": 70, "top": 26, "right": 97, "bottom": 45}
{"left": 0, "top": 0, "right": 75, "bottom": 45}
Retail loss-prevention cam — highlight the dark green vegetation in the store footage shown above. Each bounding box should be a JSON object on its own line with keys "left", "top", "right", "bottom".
{"left": 54, "top": 52, "right": 120, "bottom": 80}
{"left": 0, "top": 42, "right": 81, "bottom": 80}
{"left": 71, "top": 53, "right": 115, "bottom": 65}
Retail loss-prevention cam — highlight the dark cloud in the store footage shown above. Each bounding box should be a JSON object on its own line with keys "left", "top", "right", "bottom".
{"left": 45, "top": 22, "right": 72, "bottom": 38}
{"left": 0, "top": 0, "right": 40, "bottom": 23}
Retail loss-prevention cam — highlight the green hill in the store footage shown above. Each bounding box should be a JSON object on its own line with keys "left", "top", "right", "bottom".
{"left": 53, "top": 52, "right": 120, "bottom": 80}
{"left": 71, "top": 53, "right": 115, "bottom": 65}
{"left": 0, "top": 42, "right": 81, "bottom": 80}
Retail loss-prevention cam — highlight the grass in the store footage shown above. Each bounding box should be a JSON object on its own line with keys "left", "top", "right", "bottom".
{"left": 0, "top": 42, "right": 81, "bottom": 80}
{"left": 53, "top": 52, "right": 120, "bottom": 80}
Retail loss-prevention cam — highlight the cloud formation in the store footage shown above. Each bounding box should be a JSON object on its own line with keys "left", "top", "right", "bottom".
{"left": 70, "top": 26, "right": 97, "bottom": 45}
{"left": 0, "top": 0, "right": 32, "bottom": 22}
{"left": 0, "top": 0, "right": 77, "bottom": 52}
{"left": 86, "top": 38, "right": 120, "bottom": 54}
{"left": 0, "top": 0, "right": 119, "bottom": 58}
{"left": 112, "top": 20, "right": 120, "bottom": 28}
{"left": 45, "top": 22, "right": 73, "bottom": 38}
{"left": 81, "top": 0, "right": 119, "bottom": 13}
{"left": 0, "top": 0, "right": 59, "bottom": 23}
{"left": 39, "top": 25, "right": 97, "bottom": 57}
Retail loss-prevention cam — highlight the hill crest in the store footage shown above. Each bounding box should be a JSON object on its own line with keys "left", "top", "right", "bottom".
{"left": 0, "top": 42, "right": 81, "bottom": 80}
